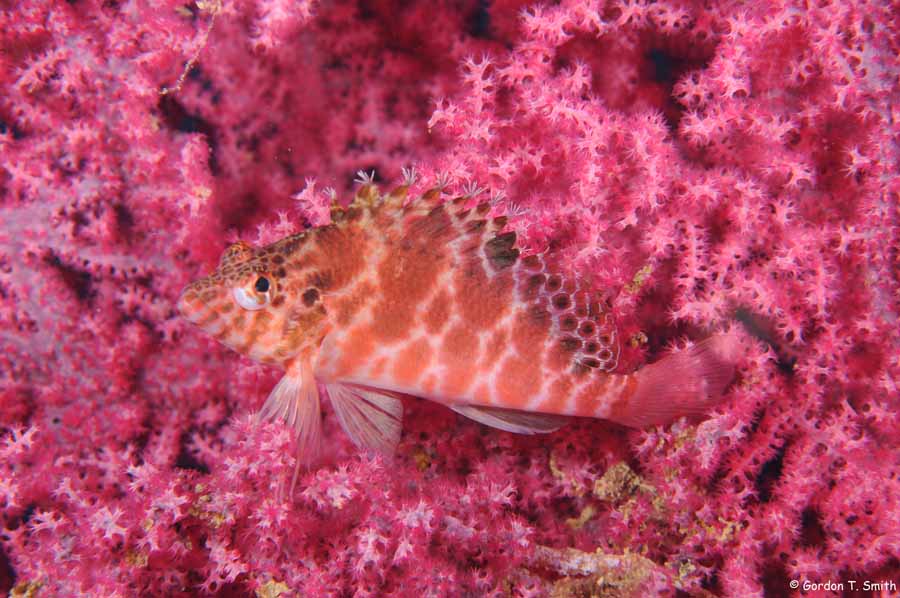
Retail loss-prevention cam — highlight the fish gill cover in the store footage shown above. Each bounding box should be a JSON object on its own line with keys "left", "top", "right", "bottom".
{"left": 0, "top": 0, "right": 898, "bottom": 596}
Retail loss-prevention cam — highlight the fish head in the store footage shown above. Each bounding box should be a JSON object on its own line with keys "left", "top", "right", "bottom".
{"left": 178, "top": 237, "right": 329, "bottom": 364}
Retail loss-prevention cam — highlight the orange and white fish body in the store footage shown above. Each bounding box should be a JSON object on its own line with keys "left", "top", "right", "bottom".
{"left": 178, "top": 174, "right": 736, "bottom": 464}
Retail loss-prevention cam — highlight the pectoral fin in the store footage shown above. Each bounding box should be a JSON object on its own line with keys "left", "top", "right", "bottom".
{"left": 450, "top": 404, "right": 569, "bottom": 434}
{"left": 325, "top": 383, "right": 403, "bottom": 455}
{"left": 258, "top": 360, "right": 322, "bottom": 466}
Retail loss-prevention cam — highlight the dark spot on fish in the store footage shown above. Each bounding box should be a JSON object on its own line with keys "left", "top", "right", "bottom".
{"left": 584, "top": 341, "right": 599, "bottom": 353}
{"left": 580, "top": 358, "right": 601, "bottom": 369}
{"left": 572, "top": 362, "right": 590, "bottom": 377}
{"left": 552, "top": 293, "right": 571, "bottom": 309}
{"left": 457, "top": 209, "right": 471, "bottom": 220}
{"left": 547, "top": 275, "right": 562, "bottom": 291}
{"left": 579, "top": 322, "right": 595, "bottom": 336}
{"left": 272, "top": 254, "right": 285, "bottom": 265}
{"left": 466, "top": 219, "right": 486, "bottom": 233}
{"left": 302, "top": 288, "right": 320, "bottom": 307}
{"left": 491, "top": 231, "right": 516, "bottom": 247}
{"left": 484, "top": 231, "right": 518, "bottom": 269}
{"left": 310, "top": 271, "right": 333, "bottom": 290}
{"left": 526, "top": 273, "right": 545, "bottom": 292}
{"left": 598, "top": 333, "right": 611, "bottom": 345}
{"left": 560, "top": 337, "right": 581, "bottom": 352}
{"left": 492, "top": 216, "right": 508, "bottom": 227}
{"left": 280, "top": 236, "right": 302, "bottom": 255}
{"left": 560, "top": 315, "right": 578, "bottom": 331}
{"left": 490, "top": 250, "right": 519, "bottom": 269}
{"left": 476, "top": 202, "right": 491, "bottom": 215}
{"left": 575, "top": 305, "right": 587, "bottom": 317}
{"left": 271, "top": 295, "right": 285, "bottom": 307}
{"left": 522, "top": 255, "right": 542, "bottom": 270}
{"left": 598, "top": 348, "right": 613, "bottom": 361}
{"left": 275, "top": 267, "right": 287, "bottom": 278}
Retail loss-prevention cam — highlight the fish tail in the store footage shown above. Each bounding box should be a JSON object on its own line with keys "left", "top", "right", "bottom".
{"left": 607, "top": 334, "right": 740, "bottom": 428}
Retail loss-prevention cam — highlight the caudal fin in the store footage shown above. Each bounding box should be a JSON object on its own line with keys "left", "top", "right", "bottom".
{"left": 609, "top": 334, "right": 741, "bottom": 428}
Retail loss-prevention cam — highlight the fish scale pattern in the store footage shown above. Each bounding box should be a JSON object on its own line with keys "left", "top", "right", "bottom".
{"left": 517, "top": 252, "right": 620, "bottom": 374}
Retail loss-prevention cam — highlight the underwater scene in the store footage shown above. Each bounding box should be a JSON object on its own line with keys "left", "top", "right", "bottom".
{"left": 1, "top": 0, "right": 898, "bottom": 596}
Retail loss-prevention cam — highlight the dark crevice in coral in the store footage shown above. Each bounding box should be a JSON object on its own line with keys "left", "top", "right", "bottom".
{"left": 5, "top": 502, "right": 36, "bottom": 537}
{"left": 175, "top": 432, "right": 210, "bottom": 474}
{"left": 113, "top": 203, "right": 135, "bottom": 238}
{"left": 20, "top": 504, "right": 35, "bottom": 527}
{"left": 467, "top": 0, "right": 491, "bottom": 39}
{"left": 799, "top": 507, "right": 826, "bottom": 547}
{"left": 700, "top": 568, "right": 722, "bottom": 595}
{"left": 157, "top": 94, "right": 220, "bottom": 175}
{"left": 706, "top": 465, "right": 729, "bottom": 497}
{"left": 733, "top": 307, "right": 798, "bottom": 376}
{"left": 629, "top": 255, "right": 724, "bottom": 361}
{"left": 131, "top": 428, "right": 152, "bottom": 468}
{"left": 356, "top": 0, "right": 376, "bottom": 21}
{"left": 44, "top": 252, "right": 94, "bottom": 304}
{"left": 0, "top": 542, "right": 14, "bottom": 595}
{"left": 761, "top": 560, "right": 792, "bottom": 598}
{"left": 218, "top": 192, "right": 263, "bottom": 234}
{"left": 646, "top": 48, "right": 683, "bottom": 85}
{"left": 639, "top": 39, "right": 715, "bottom": 130}
{"left": 0, "top": 117, "right": 25, "bottom": 140}
{"left": 755, "top": 446, "right": 786, "bottom": 503}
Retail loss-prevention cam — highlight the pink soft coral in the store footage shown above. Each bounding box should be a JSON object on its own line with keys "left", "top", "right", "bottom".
{"left": 2, "top": 0, "right": 899, "bottom": 596}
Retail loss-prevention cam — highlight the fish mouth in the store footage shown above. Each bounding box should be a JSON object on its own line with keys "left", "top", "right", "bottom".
{"left": 177, "top": 284, "right": 231, "bottom": 337}
{"left": 177, "top": 286, "right": 206, "bottom": 324}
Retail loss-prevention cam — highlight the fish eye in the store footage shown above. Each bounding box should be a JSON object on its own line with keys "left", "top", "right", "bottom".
{"left": 233, "top": 279, "right": 270, "bottom": 311}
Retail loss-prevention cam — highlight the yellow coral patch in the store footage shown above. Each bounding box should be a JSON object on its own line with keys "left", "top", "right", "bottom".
{"left": 256, "top": 580, "right": 291, "bottom": 598}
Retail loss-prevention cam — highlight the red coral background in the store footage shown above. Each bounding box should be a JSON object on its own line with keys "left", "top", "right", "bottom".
{"left": 1, "top": 0, "right": 899, "bottom": 596}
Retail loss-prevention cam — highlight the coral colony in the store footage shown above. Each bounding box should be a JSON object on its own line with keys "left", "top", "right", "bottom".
{"left": 1, "top": 0, "right": 898, "bottom": 596}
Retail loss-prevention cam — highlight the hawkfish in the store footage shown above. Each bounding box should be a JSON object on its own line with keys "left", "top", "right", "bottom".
{"left": 178, "top": 171, "right": 736, "bottom": 474}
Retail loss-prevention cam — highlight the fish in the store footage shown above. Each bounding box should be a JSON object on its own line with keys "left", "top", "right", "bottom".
{"left": 177, "top": 170, "right": 737, "bottom": 475}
